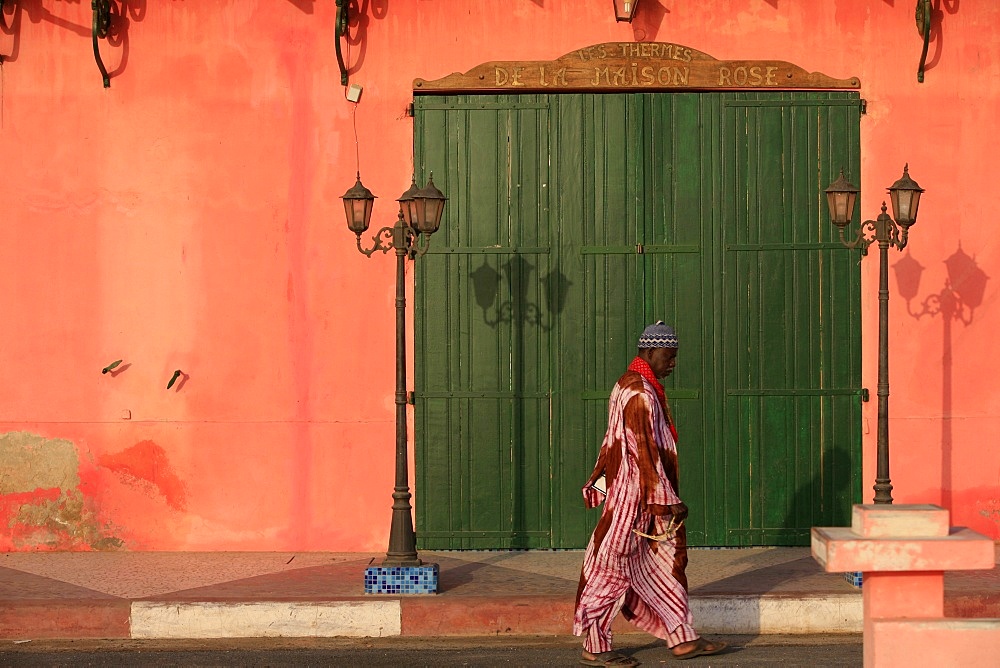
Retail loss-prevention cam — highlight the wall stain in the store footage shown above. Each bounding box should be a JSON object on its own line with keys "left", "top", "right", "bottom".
{"left": 98, "top": 440, "right": 188, "bottom": 511}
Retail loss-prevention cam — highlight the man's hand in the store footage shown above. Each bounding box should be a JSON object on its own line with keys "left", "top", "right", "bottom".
{"left": 668, "top": 502, "right": 688, "bottom": 521}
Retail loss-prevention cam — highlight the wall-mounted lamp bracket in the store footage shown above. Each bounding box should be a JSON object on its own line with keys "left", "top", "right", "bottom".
{"left": 92, "top": 0, "right": 112, "bottom": 87}
{"left": 916, "top": 0, "right": 932, "bottom": 83}
{"left": 102, "top": 359, "right": 123, "bottom": 374}
{"left": 0, "top": 0, "right": 8, "bottom": 64}
{"left": 335, "top": 0, "right": 350, "bottom": 86}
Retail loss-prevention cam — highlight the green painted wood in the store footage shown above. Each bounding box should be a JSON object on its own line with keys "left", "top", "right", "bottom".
{"left": 717, "top": 92, "right": 862, "bottom": 545}
{"left": 414, "top": 95, "right": 554, "bottom": 549}
{"left": 414, "top": 90, "right": 861, "bottom": 549}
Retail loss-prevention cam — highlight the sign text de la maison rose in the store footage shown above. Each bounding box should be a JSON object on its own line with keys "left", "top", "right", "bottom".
{"left": 415, "top": 42, "right": 859, "bottom": 92}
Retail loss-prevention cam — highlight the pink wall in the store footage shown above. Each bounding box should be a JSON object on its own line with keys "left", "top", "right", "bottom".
{"left": 0, "top": 0, "right": 997, "bottom": 550}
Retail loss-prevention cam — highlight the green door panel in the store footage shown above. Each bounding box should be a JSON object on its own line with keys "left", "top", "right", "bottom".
{"left": 413, "top": 96, "right": 554, "bottom": 549}
{"left": 717, "top": 93, "right": 862, "bottom": 545}
{"left": 414, "top": 91, "right": 861, "bottom": 549}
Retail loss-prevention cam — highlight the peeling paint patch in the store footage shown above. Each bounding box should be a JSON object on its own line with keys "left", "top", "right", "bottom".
{"left": 98, "top": 440, "right": 188, "bottom": 511}
{"left": 977, "top": 499, "right": 1000, "bottom": 526}
{"left": 0, "top": 432, "right": 80, "bottom": 493}
{"left": 10, "top": 489, "right": 123, "bottom": 551}
{"left": 0, "top": 432, "right": 125, "bottom": 551}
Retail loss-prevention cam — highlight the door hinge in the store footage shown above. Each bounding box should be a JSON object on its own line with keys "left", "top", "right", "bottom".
{"left": 860, "top": 99, "right": 868, "bottom": 115}
{"left": 405, "top": 103, "right": 415, "bottom": 117}
{"left": 407, "top": 391, "right": 416, "bottom": 405}
{"left": 860, "top": 388, "right": 870, "bottom": 402}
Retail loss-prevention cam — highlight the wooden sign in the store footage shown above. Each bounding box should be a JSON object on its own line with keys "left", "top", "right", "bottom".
{"left": 414, "top": 42, "right": 859, "bottom": 92}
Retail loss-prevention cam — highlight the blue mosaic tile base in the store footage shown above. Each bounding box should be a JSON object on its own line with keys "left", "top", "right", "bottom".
{"left": 365, "top": 564, "right": 439, "bottom": 594}
{"left": 844, "top": 571, "right": 863, "bottom": 588}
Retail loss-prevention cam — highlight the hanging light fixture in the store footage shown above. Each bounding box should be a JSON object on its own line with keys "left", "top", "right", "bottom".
{"left": 823, "top": 169, "right": 860, "bottom": 228}
{"left": 886, "top": 164, "right": 924, "bottom": 229}
{"left": 613, "top": 0, "right": 640, "bottom": 23}
{"left": 342, "top": 172, "right": 376, "bottom": 235}
{"left": 408, "top": 174, "right": 447, "bottom": 235}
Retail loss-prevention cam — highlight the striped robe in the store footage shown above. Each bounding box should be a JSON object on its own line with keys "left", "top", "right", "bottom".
{"left": 572, "top": 370, "right": 698, "bottom": 653}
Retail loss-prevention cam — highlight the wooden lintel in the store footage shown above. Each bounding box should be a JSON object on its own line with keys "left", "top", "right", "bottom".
{"left": 414, "top": 42, "right": 859, "bottom": 93}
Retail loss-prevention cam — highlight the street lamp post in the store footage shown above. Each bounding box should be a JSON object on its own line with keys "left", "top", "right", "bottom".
{"left": 342, "top": 172, "right": 446, "bottom": 567}
{"left": 824, "top": 165, "right": 925, "bottom": 504}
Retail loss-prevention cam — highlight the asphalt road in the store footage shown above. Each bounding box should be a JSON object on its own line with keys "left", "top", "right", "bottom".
{"left": 1, "top": 634, "right": 862, "bottom": 667}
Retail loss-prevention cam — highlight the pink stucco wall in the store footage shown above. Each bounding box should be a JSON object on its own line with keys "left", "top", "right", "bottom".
{"left": 0, "top": 1, "right": 997, "bottom": 550}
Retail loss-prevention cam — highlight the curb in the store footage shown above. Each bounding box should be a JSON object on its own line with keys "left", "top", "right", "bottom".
{"left": 0, "top": 601, "right": 130, "bottom": 639}
{"left": 130, "top": 601, "right": 402, "bottom": 639}
{"left": 691, "top": 594, "right": 862, "bottom": 634}
{"left": 29, "top": 594, "right": 858, "bottom": 640}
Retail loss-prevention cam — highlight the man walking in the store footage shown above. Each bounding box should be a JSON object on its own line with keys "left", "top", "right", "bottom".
{"left": 573, "top": 321, "right": 725, "bottom": 666}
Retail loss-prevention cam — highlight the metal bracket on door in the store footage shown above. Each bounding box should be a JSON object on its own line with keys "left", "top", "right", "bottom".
{"left": 636, "top": 244, "right": 644, "bottom": 254}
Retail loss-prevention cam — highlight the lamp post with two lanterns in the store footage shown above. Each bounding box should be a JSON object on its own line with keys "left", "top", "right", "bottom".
{"left": 823, "top": 165, "right": 925, "bottom": 505}
{"left": 341, "top": 172, "right": 446, "bottom": 566}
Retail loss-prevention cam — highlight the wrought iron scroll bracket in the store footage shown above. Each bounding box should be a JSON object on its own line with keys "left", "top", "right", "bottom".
{"left": 357, "top": 226, "right": 395, "bottom": 258}
{"left": 916, "top": 0, "right": 932, "bottom": 83}
{"left": 409, "top": 230, "right": 431, "bottom": 259}
{"left": 839, "top": 219, "right": 877, "bottom": 256}
{"left": 839, "top": 204, "right": 909, "bottom": 256}
{"left": 356, "top": 214, "right": 432, "bottom": 259}
{"left": 92, "top": 0, "right": 112, "bottom": 87}
{"left": 335, "top": 0, "right": 349, "bottom": 86}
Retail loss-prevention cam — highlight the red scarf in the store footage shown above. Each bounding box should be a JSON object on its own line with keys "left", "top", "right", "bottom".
{"left": 628, "top": 356, "right": 678, "bottom": 442}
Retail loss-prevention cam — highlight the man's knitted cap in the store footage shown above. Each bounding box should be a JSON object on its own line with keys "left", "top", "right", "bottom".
{"left": 637, "top": 321, "right": 678, "bottom": 349}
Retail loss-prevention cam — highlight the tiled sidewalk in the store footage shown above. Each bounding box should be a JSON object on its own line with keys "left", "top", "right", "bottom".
{"left": 0, "top": 546, "right": 996, "bottom": 640}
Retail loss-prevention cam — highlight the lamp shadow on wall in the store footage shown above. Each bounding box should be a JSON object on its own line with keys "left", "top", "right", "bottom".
{"left": 1, "top": 0, "right": 25, "bottom": 63}
{"left": 8, "top": 1, "right": 89, "bottom": 42}
{"left": 893, "top": 244, "right": 989, "bottom": 511}
{"left": 284, "top": 0, "right": 315, "bottom": 13}
{"left": 469, "top": 255, "right": 571, "bottom": 547}
{"left": 338, "top": 0, "right": 384, "bottom": 82}
{"left": 630, "top": 1, "right": 669, "bottom": 43}
{"left": 98, "top": 0, "right": 147, "bottom": 85}
{"left": 1, "top": 1, "right": 146, "bottom": 83}
{"left": 470, "top": 255, "right": 570, "bottom": 332}
{"left": 921, "top": 0, "right": 961, "bottom": 77}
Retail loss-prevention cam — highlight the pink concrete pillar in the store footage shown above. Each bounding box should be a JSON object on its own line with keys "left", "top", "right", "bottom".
{"left": 812, "top": 504, "right": 997, "bottom": 668}
{"left": 863, "top": 572, "right": 943, "bottom": 620}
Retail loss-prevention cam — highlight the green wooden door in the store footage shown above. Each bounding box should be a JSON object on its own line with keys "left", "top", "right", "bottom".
{"left": 414, "top": 91, "right": 861, "bottom": 549}
{"left": 551, "top": 93, "right": 712, "bottom": 547}
{"left": 716, "top": 93, "right": 863, "bottom": 545}
{"left": 413, "top": 96, "right": 555, "bottom": 549}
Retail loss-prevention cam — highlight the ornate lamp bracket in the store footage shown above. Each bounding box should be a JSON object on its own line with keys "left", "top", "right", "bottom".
{"left": 356, "top": 225, "right": 395, "bottom": 258}
{"left": 91, "top": 0, "right": 114, "bottom": 87}
{"left": 840, "top": 219, "right": 877, "bottom": 255}
{"left": 916, "top": 0, "right": 932, "bottom": 83}
{"left": 356, "top": 212, "right": 431, "bottom": 260}
{"left": 335, "top": 0, "right": 350, "bottom": 86}
{"left": 839, "top": 203, "right": 911, "bottom": 256}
